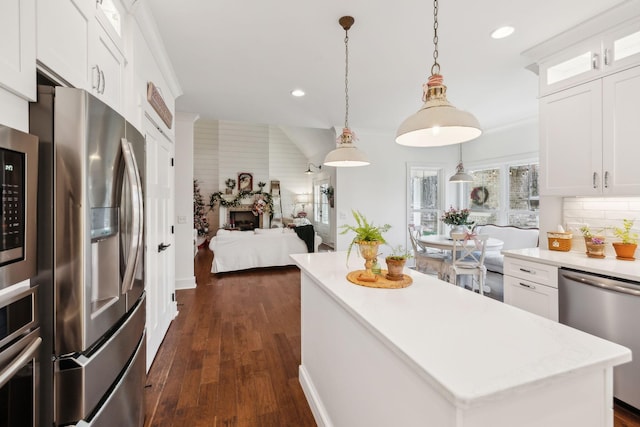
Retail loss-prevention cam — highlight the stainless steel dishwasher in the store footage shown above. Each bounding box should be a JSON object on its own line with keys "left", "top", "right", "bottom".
{"left": 559, "top": 268, "right": 640, "bottom": 411}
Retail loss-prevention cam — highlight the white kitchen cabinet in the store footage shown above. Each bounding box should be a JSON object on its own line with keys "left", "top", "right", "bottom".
{"left": 37, "top": 0, "right": 93, "bottom": 88}
{"left": 37, "top": 0, "right": 125, "bottom": 112}
{"left": 540, "top": 65, "right": 640, "bottom": 196}
{"left": 539, "top": 18, "right": 640, "bottom": 96}
{"left": 0, "top": 0, "right": 36, "bottom": 101}
{"left": 89, "top": 21, "right": 125, "bottom": 112}
{"left": 504, "top": 257, "right": 558, "bottom": 321}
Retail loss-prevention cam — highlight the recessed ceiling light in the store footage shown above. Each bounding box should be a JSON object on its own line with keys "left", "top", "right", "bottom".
{"left": 491, "top": 26, "right": 514, "bottom": 39}
{"left": 291, "top": 89, "right": 305, "bottom": 97}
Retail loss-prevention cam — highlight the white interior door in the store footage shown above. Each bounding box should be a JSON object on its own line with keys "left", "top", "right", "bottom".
{"left": 145, "top": 119, "right": 176, "bottom": 371}
{"left": 313, "top": 178, "right": 331, "bottom": 246}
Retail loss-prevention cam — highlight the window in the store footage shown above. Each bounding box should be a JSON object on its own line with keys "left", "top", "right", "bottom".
{"left": 466, "top": 162, "right": 539, "bottom": 227}
{"left": 408, "top": 166, "right": 443, "bottom": 235}
{"left": 314, "top": 182, "right": 330, "bottom": 226}
{"left": 508, "top": 163, "right": 539, "bottom": 227}
{"left": 468, "top": 168, "right": 500, "bottom": 225}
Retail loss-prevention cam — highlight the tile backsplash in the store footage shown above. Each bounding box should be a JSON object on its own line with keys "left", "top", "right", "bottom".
{"left": 563, "top": 197, "right": 640, "bottom": 256}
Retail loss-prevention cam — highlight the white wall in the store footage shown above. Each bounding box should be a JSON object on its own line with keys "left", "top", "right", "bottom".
{"left": 174, "top": 112, "right": 199, "bottom": 290}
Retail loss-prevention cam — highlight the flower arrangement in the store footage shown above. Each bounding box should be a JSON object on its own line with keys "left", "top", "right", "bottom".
{"left": 440, "top": 206, "right": 473, "bottom": 226}
{"left": 252, "top": 195, "right": 268, "bottom": 216}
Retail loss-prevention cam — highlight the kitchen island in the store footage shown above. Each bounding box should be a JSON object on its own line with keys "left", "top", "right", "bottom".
{"left": 290, "top": 251, "right": 631, "bottom": 427}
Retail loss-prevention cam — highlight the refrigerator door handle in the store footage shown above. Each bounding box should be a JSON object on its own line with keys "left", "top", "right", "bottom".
{"left": 0, "top": 336, "right": 41, "bottom": 389}
{"left": 120, "top": 138, "right": 143, "bottom": 294}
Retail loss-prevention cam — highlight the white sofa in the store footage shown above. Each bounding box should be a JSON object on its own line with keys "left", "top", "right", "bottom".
{"left": 472, "top": 224, "right": 539, "bottom": 274}
{"left": 209, "top": 227, "right": 322, "bottom": 273}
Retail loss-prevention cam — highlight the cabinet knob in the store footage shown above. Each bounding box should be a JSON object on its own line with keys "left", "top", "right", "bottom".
{"left": 592, "top": 53, "right": 599, "bottom": 70}
{"left": 604, "top": 171, "right": 609, "bottom": 188}
{"left": 593, "top": 172, "right": 598, "bottom": 189}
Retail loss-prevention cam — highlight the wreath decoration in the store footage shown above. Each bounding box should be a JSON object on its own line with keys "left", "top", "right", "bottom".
{"left": 209, "top": 190, "right": 274, "bottom": 218}
{"left": 470, "top": 186, "right": 489, "bottom": 206}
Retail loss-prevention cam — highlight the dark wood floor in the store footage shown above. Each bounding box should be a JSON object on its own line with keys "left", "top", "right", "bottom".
{"left": 145, "top": 246, "right": 640, "bottom": 427}
{"left": 144, "top": 246, "right": 316, "bottom": 426}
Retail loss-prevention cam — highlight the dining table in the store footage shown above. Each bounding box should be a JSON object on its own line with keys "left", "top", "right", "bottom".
{"left": 417, "top": 234, "right": 504, "bottom": 292}
{"left": 418, "top": 234, "right": 504, "bottom": 252}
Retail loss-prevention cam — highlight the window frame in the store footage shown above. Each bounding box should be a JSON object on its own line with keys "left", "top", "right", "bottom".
{"left": 406, "top": 163, "right": 446, "bottom": 238}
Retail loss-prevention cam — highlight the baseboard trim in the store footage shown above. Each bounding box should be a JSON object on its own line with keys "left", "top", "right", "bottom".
{"left": 299, "top": 365, "right": 332, "bottom": 427}
{"left": 175, "top": 276, "right": 196, "bottom": 290}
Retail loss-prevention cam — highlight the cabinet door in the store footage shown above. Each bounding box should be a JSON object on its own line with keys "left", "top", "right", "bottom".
{"left": 539, "top": 80, "right": 602, "bottom": 196}
{"left": 602, "top": 66, "right": 640, "bottom": 195}
{"left": 36, "top": 0, "right": 92, "bottom": 88}
{"left": 89, "top": 23, "right": 124, "bottom": 112}
{"left": 539, "top": 39, "right": 602, "bottom": 96}
{"left": 504, "top": 275, "right": 559, "bottom": 321}
{"left": 0, "top": 0, "right": 35, "bottom": 100}
{"left": 603, "top": 20, "right": 640, "bottom": 74}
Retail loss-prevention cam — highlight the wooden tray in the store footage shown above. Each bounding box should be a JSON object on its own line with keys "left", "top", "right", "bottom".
{"left": 346, "top": 270, "right": 413, "bottom": 289}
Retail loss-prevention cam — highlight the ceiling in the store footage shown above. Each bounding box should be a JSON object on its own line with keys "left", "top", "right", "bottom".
{"left": 148, "top": 0, "right": 630, "bottom": 137}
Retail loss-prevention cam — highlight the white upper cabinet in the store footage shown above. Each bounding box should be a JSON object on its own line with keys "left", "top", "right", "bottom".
{"left": 0, "top": 0, "right": 36, "bottom": 101}
{"left": 540, "top": 66, "right": 640, "bottom": 196}
{"left": 37, "top": 0, "right": 93, "bottom": 89}
{"left": 601, "top": 66, "right": 640, "bottom": 195}
{"left": 539, "top": 18, "right": 640, "bottom": 96}
{"left": 37, "top": 0, "right": 125, "bottom": 111}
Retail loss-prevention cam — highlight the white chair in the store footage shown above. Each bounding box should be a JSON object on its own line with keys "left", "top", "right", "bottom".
{"left": 408, "top": 226, "right": 450, "bottom": 278}
{"left": 446, "top": 232, "right": 489, "bottom": 295}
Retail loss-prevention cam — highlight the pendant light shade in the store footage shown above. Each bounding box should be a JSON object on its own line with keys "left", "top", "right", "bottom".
{"left": 323, "top": 16, "right": 370, "bottom": 168}
{"left": 449, "top": 144, "right": 474, "bottom": 183}
{"left": 396, "top": 0, "right": 481, "bottom": 147}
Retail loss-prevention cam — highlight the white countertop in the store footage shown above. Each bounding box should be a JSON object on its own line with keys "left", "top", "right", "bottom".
{"left": 291, "top": 251, "right": 631, "bottom": 408}
{"left": 503, "top": 248, "right": 640, "bottom": 282}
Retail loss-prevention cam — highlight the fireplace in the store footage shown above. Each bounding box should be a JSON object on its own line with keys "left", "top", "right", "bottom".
{"left": 228, "top": 206, "right": 262, "bottom": 230}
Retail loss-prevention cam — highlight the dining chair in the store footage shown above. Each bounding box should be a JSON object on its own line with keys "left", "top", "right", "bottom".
{"left": 408, "top": 226, "right": 450, "bottom": 278}
{"left": 446, "top": 232, "right": 489, "bottom": 295}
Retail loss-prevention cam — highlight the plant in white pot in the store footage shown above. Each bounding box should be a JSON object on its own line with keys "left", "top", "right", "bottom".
{"left": 612, "top": 219, "right": 638, "bottom": 260}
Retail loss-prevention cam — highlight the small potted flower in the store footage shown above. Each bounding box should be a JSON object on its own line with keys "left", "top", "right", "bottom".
{"left": 385, "top": 245, "right": 413, "bottom": 281}
{"left": 580, "top": 225, "right": 605, "bottom": 254}
{"left": 441, "top": 206, "right": 474, "bottom": 238}
{"left": 612, "top": 219, "right": 638, "bottom": 260}
{"left": 586, "top": 237, "right": 606, "bottom": 258}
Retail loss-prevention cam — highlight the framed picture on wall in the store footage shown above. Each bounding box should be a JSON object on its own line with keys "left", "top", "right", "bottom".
{"left": 238, "top": 172, "right": 253, "bottom": 192}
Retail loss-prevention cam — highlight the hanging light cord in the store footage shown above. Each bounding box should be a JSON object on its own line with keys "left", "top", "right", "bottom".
{"left": 431, "top": 0, "right": 440, "bottom": 76}
{"left": 344, "top": 28, "right": 350, "bottom": 129}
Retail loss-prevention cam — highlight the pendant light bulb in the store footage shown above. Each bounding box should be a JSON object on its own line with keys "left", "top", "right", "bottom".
{"left": 396, "top": 0, "right": 481, "bottom": 147}
{"left": 324, "top": 16, "right": 370, "bottom": 167}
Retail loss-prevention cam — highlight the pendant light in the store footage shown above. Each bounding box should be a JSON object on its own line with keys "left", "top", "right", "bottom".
{"left": 449, "top": 144, "right": 474, "bottom": 183}
{"left": 304, "top": 163, "right": 322, "bottom": 174}
{"left": 324, "top": 16, "right": 370, "bottom": 167}
{"left": 396, "top": 0, "right": 482, "bottom": 147}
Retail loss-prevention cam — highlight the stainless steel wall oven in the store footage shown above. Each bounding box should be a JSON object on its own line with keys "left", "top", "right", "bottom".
{"left": 0, "top": 287, "right": 41, "bottom": 427}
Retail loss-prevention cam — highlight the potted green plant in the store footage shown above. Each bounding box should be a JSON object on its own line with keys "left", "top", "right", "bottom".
{"left": 612, "top": 219, "right": 638, "bottom": 260}
{"left": 339, "top": 210, "right": 391, "bottom": 280}
{"left": 385, "top": 245, "right": 413, "bottom": 281}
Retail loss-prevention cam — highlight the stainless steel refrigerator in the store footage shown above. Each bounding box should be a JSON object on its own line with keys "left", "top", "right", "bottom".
{"left": 30, "top": 86, "right": 146, "bottom": 427}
